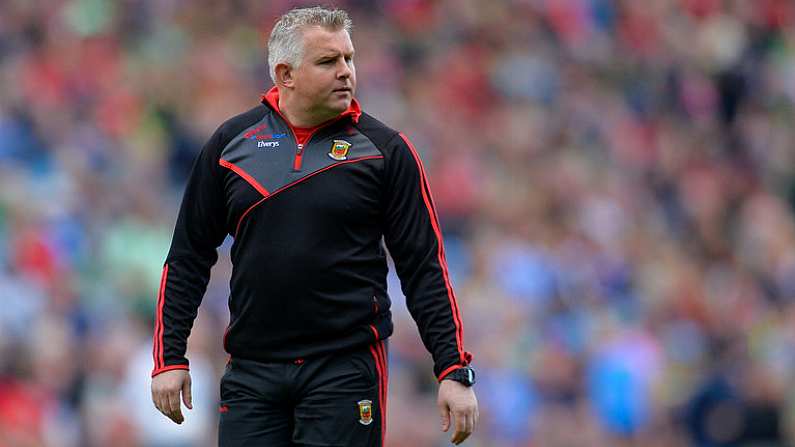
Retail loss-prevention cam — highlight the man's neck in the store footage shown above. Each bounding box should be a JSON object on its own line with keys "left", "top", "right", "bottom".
{"left": 278, "top": 93, "right": 337, "bottom": 128}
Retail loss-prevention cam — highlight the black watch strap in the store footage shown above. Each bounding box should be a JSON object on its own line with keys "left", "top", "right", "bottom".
{"left": 442, "top": 366, "right": 476, "bottom": 387}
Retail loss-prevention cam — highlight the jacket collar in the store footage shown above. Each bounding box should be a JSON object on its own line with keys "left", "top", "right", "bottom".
{"left": 260, "top": 86, "right": 362, "bottom": 126}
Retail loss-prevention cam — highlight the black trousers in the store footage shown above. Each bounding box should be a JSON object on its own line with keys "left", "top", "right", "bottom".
{"left": 218, "top": 341, "right": 388, "bottom": 447}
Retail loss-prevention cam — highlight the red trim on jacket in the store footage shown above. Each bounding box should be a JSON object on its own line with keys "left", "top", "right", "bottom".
{"left": 152, "top": 264, "right": 169, "bottom": 372}
{"left": 233, "top": 155, "right": 384, "bottom": 238}
{"left": 262, "top": 87, "right": 362, "bottom": 171}
{"left": 293, "top": 125, "right": 321, "bottom": 147}
{"left": 235, "top": 196, "right": 268, "bottom": 237}
{"left": 151, "top": 364, "right": 189, "bottom": 378}
{"left": 399, "top": 133, "right": 471, "bottom": 368}
{"left": 219, "top": 159, "right": 271, "bottom": 197}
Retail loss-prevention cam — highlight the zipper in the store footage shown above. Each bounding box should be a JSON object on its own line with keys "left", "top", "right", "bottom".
{"left": 293, "top": 143, "right": 304, "bottom": 171}
{"left": 266, "top": 96, "right": 356, "bottom": 172}
{"left": 372, "top": 295, "right": 379, "bottom": 314}
{"left": 290, "top": 115, "right": 348, "bottom": 172}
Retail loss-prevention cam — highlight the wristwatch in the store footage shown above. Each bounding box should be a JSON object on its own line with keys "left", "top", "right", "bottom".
{"left": 443, "top": 366, "right": 476, "bottom": 387}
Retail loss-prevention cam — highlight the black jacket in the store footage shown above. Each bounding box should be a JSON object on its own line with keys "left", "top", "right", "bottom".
{"left": 152, "top": 88, "right": 471, "bottom": 380}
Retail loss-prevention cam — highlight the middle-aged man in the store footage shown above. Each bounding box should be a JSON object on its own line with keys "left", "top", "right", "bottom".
{"left": 150, "top": 6, "right": 478, "bottom": 446}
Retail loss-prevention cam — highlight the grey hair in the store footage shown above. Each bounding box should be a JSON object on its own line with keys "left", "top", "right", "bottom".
{"left": 267, "top": 6, "right": 353, "bottom": 84}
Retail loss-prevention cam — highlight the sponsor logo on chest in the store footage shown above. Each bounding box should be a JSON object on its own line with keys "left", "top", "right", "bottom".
{"left": 245, "top": 124, "right": 287, "bottom": 150}
{"left": 257, "top": 140, "right": 280, "bottom": 148}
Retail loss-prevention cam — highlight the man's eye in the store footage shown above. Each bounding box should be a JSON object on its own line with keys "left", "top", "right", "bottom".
{"left": 320, "top": 60, "right": 334, "bottom": 64}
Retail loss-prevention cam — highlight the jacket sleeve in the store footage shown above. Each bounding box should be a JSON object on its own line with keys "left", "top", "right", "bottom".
{"left": 381, "top": 132, "right": 472, "bottom": 381}
{"left": 151, "top": 127, "right": 229, "bottom": 377}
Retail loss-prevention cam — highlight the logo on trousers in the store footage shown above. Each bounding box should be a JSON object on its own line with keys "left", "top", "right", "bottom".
{"left": 357, "top": 400, "right": 373, "bottom": 425}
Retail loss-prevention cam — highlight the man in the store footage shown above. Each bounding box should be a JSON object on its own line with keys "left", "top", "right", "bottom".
{"left": 151, "top": 6, "right": 478, "bottom": 446}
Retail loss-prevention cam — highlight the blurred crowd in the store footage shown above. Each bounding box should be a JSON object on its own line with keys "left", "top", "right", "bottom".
{"left": 2, "top": 0, "right": 795, "bottom": 446}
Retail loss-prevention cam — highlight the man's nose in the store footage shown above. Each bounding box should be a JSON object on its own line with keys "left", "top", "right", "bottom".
{"left": 337, "top": 60, "right": 352, "bottom": 79}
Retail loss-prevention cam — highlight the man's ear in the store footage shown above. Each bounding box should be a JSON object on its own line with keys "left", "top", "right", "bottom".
{"left": 275, "top": 63, "right": 295, "bottom": 88}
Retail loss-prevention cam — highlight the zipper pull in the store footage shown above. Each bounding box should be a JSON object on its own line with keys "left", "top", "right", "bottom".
{"left": 293, "top": 143, "right": 306, "bottom": 171}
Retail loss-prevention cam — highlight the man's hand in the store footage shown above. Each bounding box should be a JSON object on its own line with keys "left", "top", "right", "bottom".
{"left": 438, "top": 379, "right": 479, "bottom": 445}
{"left": 151, "top": 369, "right": 192, "bottom": 424}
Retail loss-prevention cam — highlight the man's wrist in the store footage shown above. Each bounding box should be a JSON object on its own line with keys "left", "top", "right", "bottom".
{"left": 151, "top": 364, "right": 190, "bottom": 378}
{"left": 441, "top": 366, "right": 476, "bottom": 387}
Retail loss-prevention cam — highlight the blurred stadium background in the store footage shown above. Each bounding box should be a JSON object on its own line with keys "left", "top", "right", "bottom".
{"left": 2, "top": 0, "right": 795, "bottom": 446}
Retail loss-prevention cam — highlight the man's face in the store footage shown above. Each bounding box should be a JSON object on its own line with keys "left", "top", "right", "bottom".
{"left": 291, "top": 26, "right": 356, "bottom": 117}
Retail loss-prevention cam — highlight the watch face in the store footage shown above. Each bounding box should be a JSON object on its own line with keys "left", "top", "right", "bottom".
{"left": 465, "top": 367, "right": 475, "bottom": 384}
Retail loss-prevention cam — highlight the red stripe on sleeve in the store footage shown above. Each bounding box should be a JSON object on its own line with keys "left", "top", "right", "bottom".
{"left": 152, "top": 274, "right": 161, "bottom": 370}
{"left": 154, "top": 265, "right": 169, "bottom": 372}
{"left": 152, "top": 265, "right": 166, "bottom": 370}
{"left": 398, "top": 133, "right": 467, "bottom": 365}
